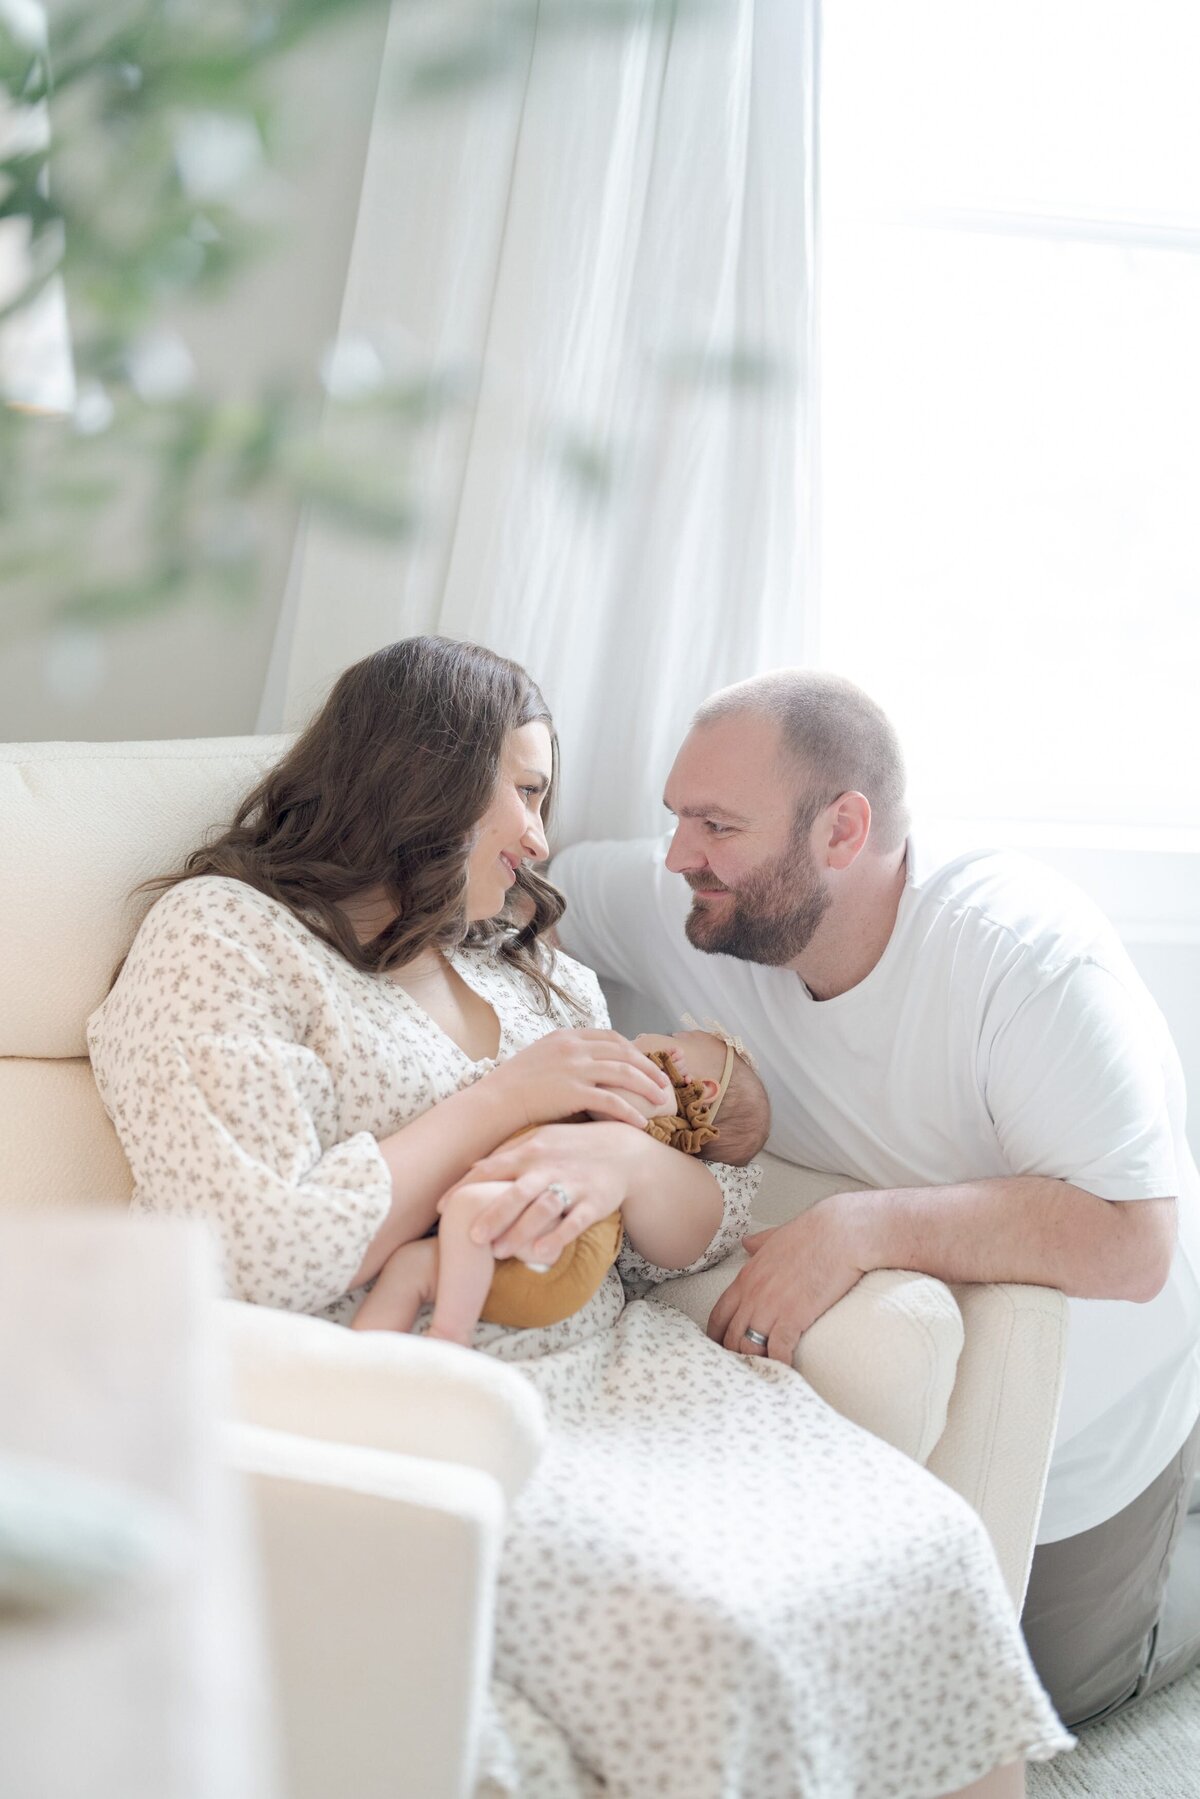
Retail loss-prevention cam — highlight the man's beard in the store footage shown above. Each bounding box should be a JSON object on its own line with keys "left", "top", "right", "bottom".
{"left": 683, "top": 840, "right": 830, "bottom": 965}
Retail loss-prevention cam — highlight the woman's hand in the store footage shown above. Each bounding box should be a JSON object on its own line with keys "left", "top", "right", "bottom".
{"left": 438, "top": 1122, "right": 637, "bottom": 1265}
{"left": 487, "top": 1030, "right": 676, "bottom": 1131}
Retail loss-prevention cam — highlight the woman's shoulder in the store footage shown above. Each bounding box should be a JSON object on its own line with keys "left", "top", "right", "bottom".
{"left": 117, "top": 876, "right": 332, "bottom": 998}
{"left": 90, "top": 876, "right": 330, "bottom": 1049}
{"left": 460, "top": 938, "right": 607, "bottom": 1028}
{"left": 130, "top": 873, "right": 299, "bottom": 950}
{"left": 545, "top": 944, "right": 609, "bottom": 1027}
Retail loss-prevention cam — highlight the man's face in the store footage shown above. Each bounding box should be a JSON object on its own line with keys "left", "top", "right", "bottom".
{"left": 662, "top": 716, "right": 832, "bottom": 966}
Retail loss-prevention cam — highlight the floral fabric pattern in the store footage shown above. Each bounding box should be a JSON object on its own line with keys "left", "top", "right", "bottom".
{"left": 89, "top": 876, "right": 1072, "bottom": 1796}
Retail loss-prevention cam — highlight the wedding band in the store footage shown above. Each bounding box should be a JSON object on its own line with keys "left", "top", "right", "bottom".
{"left": 544, "top": 1182, "right": 572, "bottom": 1215}
{"left": 743, "top": 1327, "right": 769, "bottom": 1348}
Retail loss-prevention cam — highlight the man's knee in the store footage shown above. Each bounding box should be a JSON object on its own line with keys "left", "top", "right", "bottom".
{"left": 1022, "top": 1426, "right": 1200, "bottom": 1728}
{"left": 1139, "top": 1510, "right": 1200, "bottom": 1704}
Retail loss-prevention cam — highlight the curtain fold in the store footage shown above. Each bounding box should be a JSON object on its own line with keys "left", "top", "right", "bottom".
{"left": 264, "top": 0, "right": 818, "bottom": 844}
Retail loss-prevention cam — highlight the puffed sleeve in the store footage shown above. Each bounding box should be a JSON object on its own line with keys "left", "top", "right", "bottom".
{"left": 617, "top": 1159, "right": 761, "bottom": 1296}
{"left": 87, "top": 882, "right": 392, "bottom": 1313}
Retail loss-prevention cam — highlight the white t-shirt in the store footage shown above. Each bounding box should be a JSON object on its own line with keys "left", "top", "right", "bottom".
{"left": 551, "top": 832, "right": 1200, "bottom": 1544}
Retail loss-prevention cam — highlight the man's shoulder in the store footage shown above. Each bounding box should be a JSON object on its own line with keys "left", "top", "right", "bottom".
{"left": 551, "top": 832, "right": 670, "bottom": 886}
{"left": 551, "top": 833, "right": 685, "bottom": 939}
{"left": 907, "top": 838, "right": 1123, "bottom": 975}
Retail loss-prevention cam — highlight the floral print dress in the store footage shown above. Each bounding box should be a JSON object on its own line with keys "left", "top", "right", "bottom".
{"left": 88, "top": 877, "right": 1071, "bottom": 1798}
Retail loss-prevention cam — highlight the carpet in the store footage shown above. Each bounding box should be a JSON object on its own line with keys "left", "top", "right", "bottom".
{"left": 1027, "top": 1665, "right": 1200, "bottom": 1797}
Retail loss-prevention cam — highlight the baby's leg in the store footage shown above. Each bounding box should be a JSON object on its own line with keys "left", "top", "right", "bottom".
{"left": 429, "top": 1187, "right": 504, "bottom": 1346}
{"left": 351, "top": 1238, "right": 439, "bottom": 1334}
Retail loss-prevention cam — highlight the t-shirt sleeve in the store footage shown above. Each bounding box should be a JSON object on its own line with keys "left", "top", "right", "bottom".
{"left": 984, "top": 960, "right": 1179, "bottom": 1201}
{"left": 549, "top": 836, "right": 673, "bottom": 991}
{"left": 88, "top": 889, "right": 393, "bottom": 1313}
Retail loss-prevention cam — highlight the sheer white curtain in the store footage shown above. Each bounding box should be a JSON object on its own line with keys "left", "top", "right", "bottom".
{"left": 263, "top": 0, "right": 817, "bottom": 843}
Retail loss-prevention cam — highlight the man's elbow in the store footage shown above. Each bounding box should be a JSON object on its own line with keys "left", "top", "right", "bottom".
{"left": 1118, "top": 1197, "right": 1178, "bottom": 1303}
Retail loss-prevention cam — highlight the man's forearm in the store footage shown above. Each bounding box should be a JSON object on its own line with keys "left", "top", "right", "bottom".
{"left": 842, "top": 1176, "right": 1177, "bottom": 1304}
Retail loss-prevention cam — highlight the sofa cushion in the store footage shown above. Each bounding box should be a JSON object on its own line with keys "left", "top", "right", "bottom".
{"left": 1, "top": 737, "right": 289, "bottom": 1059}
{"left": 0, "top": 1059, "right": 132, "bottom": 1212}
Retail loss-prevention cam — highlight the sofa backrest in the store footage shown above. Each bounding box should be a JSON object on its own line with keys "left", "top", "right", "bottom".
{"left": 1, "top": 737, "right": 290, "bottom": 1212}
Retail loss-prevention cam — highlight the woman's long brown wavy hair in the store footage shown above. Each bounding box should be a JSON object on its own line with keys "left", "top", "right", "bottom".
{"left": 127, "top": 636, "right": 571, "bottom": 1009}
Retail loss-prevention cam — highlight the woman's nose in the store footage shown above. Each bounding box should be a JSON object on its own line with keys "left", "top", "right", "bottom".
{"left": 523, "top": 816, "right": 549, "bottom": 861}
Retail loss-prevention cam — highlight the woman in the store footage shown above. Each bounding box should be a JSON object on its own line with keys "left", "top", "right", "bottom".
{"left": 88, "top": 637, "right": 1070, "bottom": 1798}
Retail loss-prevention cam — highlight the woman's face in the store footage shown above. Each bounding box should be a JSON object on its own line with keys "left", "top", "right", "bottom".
{"left": 464, "top": 721, "right": 553, "bottom": 921}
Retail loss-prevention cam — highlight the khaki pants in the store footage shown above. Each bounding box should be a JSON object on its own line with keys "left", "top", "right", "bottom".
{"left": 1021, "top": 1412, "right": 1200, "bottom": 1729}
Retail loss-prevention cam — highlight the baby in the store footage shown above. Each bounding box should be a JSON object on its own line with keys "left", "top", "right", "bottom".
{"left": 352, "top": 1026, "right": 771, "bottom": 1344}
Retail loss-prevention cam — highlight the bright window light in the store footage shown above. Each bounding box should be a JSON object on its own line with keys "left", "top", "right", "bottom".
{"left": 818, "top": 2, "right": 1200, "bottom": 831}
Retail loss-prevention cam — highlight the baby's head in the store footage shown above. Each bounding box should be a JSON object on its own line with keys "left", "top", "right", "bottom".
{"left": 635, "top": 1029, "right": 770, "bottom": 1167}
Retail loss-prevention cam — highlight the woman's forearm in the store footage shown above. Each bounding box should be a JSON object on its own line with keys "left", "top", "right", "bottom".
{"left": 350, "top": 1076, "right": 521, "bottom": 1286}
{"left": 618, "top": 1131, "right": 725, "bottom": 1271}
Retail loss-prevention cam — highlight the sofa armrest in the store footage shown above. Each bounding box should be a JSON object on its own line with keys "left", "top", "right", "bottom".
{"left": 927, "top": 1281, "right": 1069, "bottom": 1611}
{"left": 649, "top": 1251, "right": 963, "bottom": 1465}
{"left": 219, "top": 1299, "right": 545, "bottom": 1503}
{"left": 226, "top": 1421, "right": 502, "bottom": 1799}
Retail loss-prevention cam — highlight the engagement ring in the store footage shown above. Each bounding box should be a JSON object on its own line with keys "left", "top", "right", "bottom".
{"left": 545, "top": 1182, "right": 572, "bottom": 1215}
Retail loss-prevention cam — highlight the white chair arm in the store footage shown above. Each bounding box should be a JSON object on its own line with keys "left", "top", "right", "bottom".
{"left": 220, "top": 1299, "right": 545, "bottom": 1504}
{"left": 927, "top": 1281, "right": 1069, "bottom": 1610}
{"left": 226, "top": 1421, "right": 503, "bottom": 1799}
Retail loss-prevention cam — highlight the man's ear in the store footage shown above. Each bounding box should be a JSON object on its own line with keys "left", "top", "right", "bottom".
{"left": 824, "top": 791, "right": 872, "bottom": 870}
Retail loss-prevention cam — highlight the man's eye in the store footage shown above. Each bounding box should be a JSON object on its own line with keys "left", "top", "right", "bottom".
{"left": 704, "top": 821, "right": 733, "bottom": 836}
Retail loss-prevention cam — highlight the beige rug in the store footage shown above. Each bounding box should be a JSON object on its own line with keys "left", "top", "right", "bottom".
{"left": 1027, "top": 1666, "right": 1200, "bottom": 1797}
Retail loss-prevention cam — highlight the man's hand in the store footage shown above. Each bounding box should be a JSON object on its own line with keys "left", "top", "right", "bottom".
{"left": 707, "top": 1196, "right": 870, "bottom": 1365}
{"left": 706, "top": 1177, "right": 1180, "bottom": 1370}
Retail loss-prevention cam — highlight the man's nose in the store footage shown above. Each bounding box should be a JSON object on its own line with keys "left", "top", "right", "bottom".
{"left": 664, "top": 824, "right": 705, "bottom": 875}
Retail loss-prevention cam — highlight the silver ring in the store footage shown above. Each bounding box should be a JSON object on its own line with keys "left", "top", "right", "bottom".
{"left": 743, "top": 1327, "right": 769, "bottom": 1348}
{"left": 544, "top": 1182, "right": 572, "bottom": 1216}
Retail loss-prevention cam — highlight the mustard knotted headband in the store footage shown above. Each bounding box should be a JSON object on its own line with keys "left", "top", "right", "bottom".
{"left": 642, "top": 1047, "right": 722, "bottom": 1157}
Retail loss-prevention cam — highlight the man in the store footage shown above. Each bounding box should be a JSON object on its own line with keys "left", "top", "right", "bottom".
{"left": 550, "top": 669, "right": 1200, "bottom": 1729}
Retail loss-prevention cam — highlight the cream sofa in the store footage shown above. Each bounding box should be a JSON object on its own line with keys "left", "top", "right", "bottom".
{"left": 1, "top": 736, "right": 1069, "bottom": 1799}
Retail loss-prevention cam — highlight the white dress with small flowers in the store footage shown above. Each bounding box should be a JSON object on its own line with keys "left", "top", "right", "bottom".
{"left": 88, "top": 877, "right": 1071, "bottom": 1799}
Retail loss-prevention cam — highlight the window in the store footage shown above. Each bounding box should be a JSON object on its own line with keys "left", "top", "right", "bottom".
{"left": 818, "top": 1, "right": 1200, "bottom": 833}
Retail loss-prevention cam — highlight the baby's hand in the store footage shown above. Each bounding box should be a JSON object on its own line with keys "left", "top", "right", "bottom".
{"left": 633, "top": 1033, "right": 690, "bottom": 1082}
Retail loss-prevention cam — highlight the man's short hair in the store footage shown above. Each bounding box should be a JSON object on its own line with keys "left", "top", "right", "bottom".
{"left": 693, "top": 669, "right": 910, "bottom": 852}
